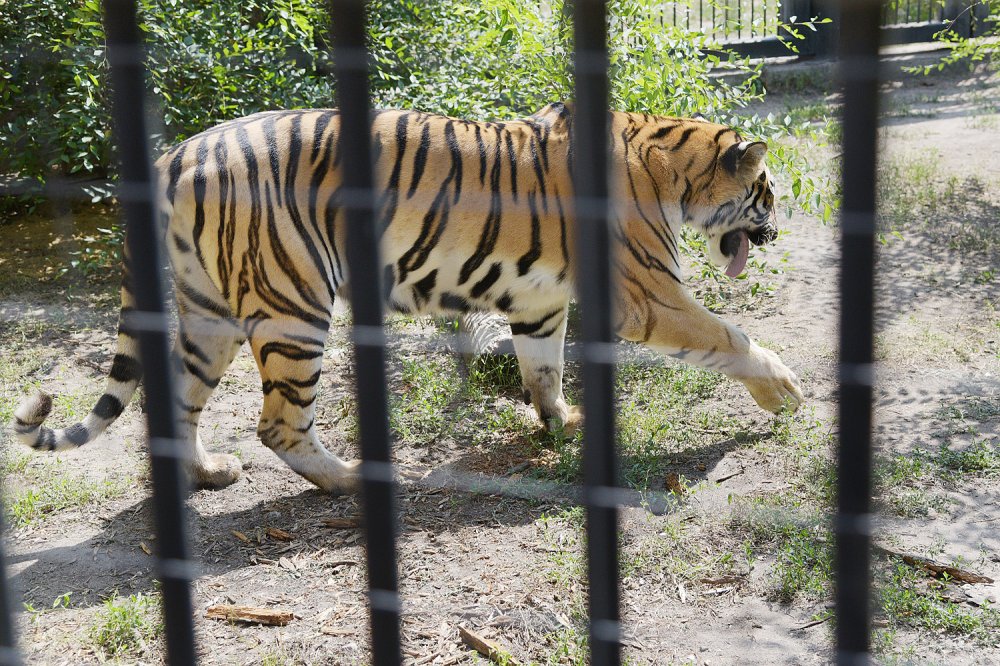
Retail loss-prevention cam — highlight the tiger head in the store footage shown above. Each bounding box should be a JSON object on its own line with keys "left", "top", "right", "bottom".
{"left": 696, "top": 138, "right": 779, "bottom": 278}
{"left": 617, "top": 114, "right": 780, "bottom": 279}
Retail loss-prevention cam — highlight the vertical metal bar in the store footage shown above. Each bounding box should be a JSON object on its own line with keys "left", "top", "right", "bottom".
{"left": 0, "top": 510, "right": 21, "bottom": 666}
{"left": 572, "top": 1, "right": 621, "bottom": 665}
{"left": 102, "top": 2, "right": 198, "bottom": 664}
{"left": 328, "top": 2, "right": 402, "bottom": 665}
{"left": 835, "top": 0, "right": 880, "bottom": 662}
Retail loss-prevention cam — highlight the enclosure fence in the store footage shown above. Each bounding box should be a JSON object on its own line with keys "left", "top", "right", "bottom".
{"left": 697, "top": 0, "right": 993, "bottom": 57}
{"left": 0, "top": 0, "right": 890, "bottom": 663}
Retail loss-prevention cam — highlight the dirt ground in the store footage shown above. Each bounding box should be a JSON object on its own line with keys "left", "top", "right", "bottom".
{"left": 1, "top": 54, "right": 998, "bottom": 665}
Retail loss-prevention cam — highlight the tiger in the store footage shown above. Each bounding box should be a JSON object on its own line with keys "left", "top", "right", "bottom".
{"left": 12, "top": 103, "right": 803, "bottom": 494}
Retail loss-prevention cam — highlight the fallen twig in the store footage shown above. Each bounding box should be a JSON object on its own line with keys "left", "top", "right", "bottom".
{"left": 323, "top": 516, "right": 362, "bottom": 529}
{"left": 874, "top": 544, "right": 994, "bottom": 584}
{"left": 792, "top": 616, "right": 831, "bottom": 631}
{"left": 458, "top": 625, "right": 520, "bottom": 665}
{"left": 266, "top": 527, "right": 294, "bottom": 541}
{"left": 698, "top": 574, "right": 745, "bottom": 586}
{"left": 712, "top": 467, "right": 745, "bottom": 484}
{"left": 205, "top": 604, "right": 294, "bottom": 626}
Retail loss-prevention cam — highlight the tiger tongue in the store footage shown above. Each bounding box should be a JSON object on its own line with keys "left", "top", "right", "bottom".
{"left": 725, "top": 231, "right": 750, "bottom": 278}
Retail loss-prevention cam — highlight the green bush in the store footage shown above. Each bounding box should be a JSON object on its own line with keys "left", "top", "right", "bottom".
{"left": 1, "top": 0, "right": 333, "bottom": 188}
{"left": 1, "top": 0, "right": 818, "bottom": 208}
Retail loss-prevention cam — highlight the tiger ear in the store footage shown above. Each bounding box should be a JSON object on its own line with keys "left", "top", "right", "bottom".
{"left": 722, "top": 140, "right": 768, "bottom": 175}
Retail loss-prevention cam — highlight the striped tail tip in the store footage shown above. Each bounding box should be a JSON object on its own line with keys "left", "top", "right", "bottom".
{"left": 12, "top": 392, "right": 86, "bottom": 452}
{"left": 13, "top": 392, "right": 53, "bottom": 449}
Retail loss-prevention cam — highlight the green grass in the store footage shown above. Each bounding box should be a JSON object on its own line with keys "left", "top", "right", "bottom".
{"left": 5, "top": 458, "right": 129, "bottom": 527}
{"left": 389, "top": 355, "right": 463, "bottom": 445}
{"left": 934, "top": 440, "right": 1000, "bottom": 477}
{"left": 89, "top": 592, "right": 161, "bottom": 660}
{"left": 730, "top": 494, "right": 833, "bottom": 602}
{"left": 877, "top": 157, "right": 1000, "bottom": 256}
{"left": 874, "top": 453, "right": 944, "bottom": 518}
{"left": 877, "top": 561, "right": 1000, "bottom": 646}
{"left": 771, "top": 522, "right": 832, "bottom": 602}
{"left": 0, "top": 355, "right": 49, "bottom": 424}
{"left": 875, "top": 395, "right": 999, "bottom": 516}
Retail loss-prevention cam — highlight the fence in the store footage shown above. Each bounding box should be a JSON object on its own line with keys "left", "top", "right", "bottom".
{"left": 699, "top": 0, "right": 993, "bottom": 58}
{"left": 0, "top": 0, "right": 893, "bottom": 663}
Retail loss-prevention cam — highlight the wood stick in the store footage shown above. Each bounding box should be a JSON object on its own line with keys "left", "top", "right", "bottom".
{"left": 712, "top": 467, "right": 745, "bottom": 484}
{"left": 792, "top": 616, "right": 831, "bottom": 631}
{"left": 874, "top": 544, "right": 994, "bottom": 584}
{"left": 265, "top": 527, "right": 294, "bottom": 541}
{"left": 458, "top": 626, "right": 520, "bottom": 665}
{"left": 323, "top": 516, "right": 362, "bottom": 529}
{"left": 205, "top": 604, "right": 294, "bottom": 626}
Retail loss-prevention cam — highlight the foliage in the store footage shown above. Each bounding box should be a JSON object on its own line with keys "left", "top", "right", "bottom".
{"left": 877, "top": 561, "right": 1000, "bottom": 645}
{"left": 3, "top": 0, "right": 822, "bottom": 195}
{"left": 906, "top": 0, "right": 1000, "bottom": 74}
{"left": 89, "top": 592, "right": 161, "bottom": 659}
{"left": 0, "top": 0, "right": 334, "bottom": 191}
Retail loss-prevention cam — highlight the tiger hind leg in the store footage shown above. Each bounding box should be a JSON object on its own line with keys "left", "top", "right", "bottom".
{"left": 249, "top": 323, "right": 360, "bottom": 494}
{"left": 510, "top": 304, "right": 582, "bottom": 435}
{"left": 172, "top": 310, "right": 246, "bottom": 489}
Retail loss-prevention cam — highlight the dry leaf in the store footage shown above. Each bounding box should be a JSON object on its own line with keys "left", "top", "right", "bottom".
{"left": 666, "top": 472, "right": 686, "bottom": 495}
{"left": 139, "top": 542, "right": 152, "bottom": 556}
{"left": 231, "top": 530, "right": 250, "bottom": 543}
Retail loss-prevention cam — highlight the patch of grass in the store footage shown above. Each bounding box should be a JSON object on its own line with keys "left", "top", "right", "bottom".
{"left": 874, "top": 394, "right": 998, "bottom": 516}
{"left": 877, "top": 562, "right": 1000, "bottom": 645}
{"left": 5, "top": 459, "right": 129, "bottom": 527}
{"left": 541, "top": 626, "right": 588, "bottom": 665}
{"left": 389, "top": 355, "right": 463, "bottom": 445}
{"left": 934, "top": 440, "right": 1000, "bottom": 477}
{"left": 874, "top": 453, "right": 944, "bottom": 518}
{"left": 730, "top": 495, "right": 832, "bottom": 602}
{"left": 771, "top": 523, "right": 833, "bottom": 602}
{"left": 615, "top": 360, "right": 733, "bottom": 487}
{"left": 90, "top": 592, "right": 161, "bottom": 660}
{"left": 877, "top": 158, "right": 1000, "bottom": 257}
{"left": 766, "top": 409, "right": 836, "bottom": 507}
{"left": 936, "top": 396, "right": 1000, "bottom": 428}
{"left": 1, "top": 450, "right": 32, "bottom": 476}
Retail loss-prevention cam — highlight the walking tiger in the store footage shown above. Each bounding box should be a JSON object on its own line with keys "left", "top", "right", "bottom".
{"left": 13, "top": 103, "right": 803, "bottom": 493}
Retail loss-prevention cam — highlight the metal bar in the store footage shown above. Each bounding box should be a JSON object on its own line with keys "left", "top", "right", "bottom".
{"left": 0, "top": 509, "right": 20, "bottom": 666}
{"left": 328, "top": 2, "right": 402, "bottom": 665}
{"left": 835, "top": 0, "right": 880, "bottom": 662}
{"left": 102, "top": 2, "right": 198, "bottom": 664}
{"left": 572, "top": 1, "right": 621, "bottom": 665}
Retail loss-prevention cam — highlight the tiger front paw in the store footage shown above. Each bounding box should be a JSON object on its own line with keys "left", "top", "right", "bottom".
{"left": 739, "top": 344, "right": 804, "bottom": 414}
{"left": 541, "top": 403, "right": 583, "bottom": 437}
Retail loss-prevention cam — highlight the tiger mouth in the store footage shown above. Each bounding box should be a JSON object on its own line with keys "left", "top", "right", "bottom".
{"left": 721, "top": 225, "right": 778, "bottom": 255}
{"left": 747, "top": 224, "right": 778, "bottom": 246}
{"left": 720, "top": 224, "right": 778, "bottom": 278}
